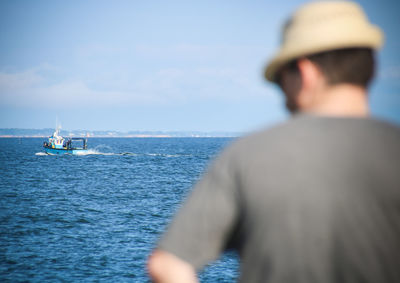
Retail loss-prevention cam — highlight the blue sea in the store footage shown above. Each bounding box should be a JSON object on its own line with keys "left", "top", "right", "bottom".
{"left": 0, "top": 137, "right": 239, "bottom": 282}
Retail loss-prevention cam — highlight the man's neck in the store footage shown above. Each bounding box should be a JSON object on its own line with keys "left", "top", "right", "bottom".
{"left": 303, "top": 84, "right": 369, "bottom": 117}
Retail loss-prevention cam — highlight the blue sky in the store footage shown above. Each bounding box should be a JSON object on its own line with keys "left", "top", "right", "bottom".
{"left": 0, "top": 0, "right": 399, "bottom": 132}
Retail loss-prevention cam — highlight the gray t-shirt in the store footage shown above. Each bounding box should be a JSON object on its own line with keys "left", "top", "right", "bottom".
{"left": 158, "top": 115, "right": 400, "bottom": 283}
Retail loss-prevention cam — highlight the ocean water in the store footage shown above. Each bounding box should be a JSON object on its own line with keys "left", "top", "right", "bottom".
{"left": 0, "top": 137, "right": 239, "bottom": 282}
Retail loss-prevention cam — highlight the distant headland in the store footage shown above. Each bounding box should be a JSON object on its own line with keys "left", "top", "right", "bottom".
{"left": 0, "top": 128, "right": 240, "bottom": 138}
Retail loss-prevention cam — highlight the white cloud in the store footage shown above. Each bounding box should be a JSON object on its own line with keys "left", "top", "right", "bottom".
{"left": 0, "top": 57, "right": 274, "bottom": 110}
{"left": 134, "top": 43, "right": 272, "bottom": 64}
{"left": 0, "top": 68, "right": 155, "bottom": 108}
{"left": 0, "top": 69, "right": 43, "bottom": 90}
{"left": 75, "top": 44, "right": 128, "bottom": 58}
{"left": 379, "top": 65, "right": 400, "bottom": 80}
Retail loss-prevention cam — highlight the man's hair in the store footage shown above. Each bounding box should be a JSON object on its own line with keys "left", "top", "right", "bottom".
{"left": 278, "top": 48, "right": 375, "bottom": 88}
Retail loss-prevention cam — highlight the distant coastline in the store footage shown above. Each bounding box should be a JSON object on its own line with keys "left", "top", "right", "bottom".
{"left": 0, "top": 128, "right": 241, "bottom": 138}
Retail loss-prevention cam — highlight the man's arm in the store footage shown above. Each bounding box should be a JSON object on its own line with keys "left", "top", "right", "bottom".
{"left": 147, "top": 249, "right": 199, "bottom": 283}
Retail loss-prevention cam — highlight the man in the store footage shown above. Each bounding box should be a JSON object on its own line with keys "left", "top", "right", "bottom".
{"left": 148, "top": 1, "right": 400, "bottom": 282}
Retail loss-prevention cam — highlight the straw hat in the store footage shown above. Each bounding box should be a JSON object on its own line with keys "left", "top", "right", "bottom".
{"left": 264, "top": 1, "right": 384, "bottom": 82}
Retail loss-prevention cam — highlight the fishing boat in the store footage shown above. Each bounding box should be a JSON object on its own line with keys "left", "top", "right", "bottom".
{"left": 43, "top": 127, "right": 88, "bottom": 155}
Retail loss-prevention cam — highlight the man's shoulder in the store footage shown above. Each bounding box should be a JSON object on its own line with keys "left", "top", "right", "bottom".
{"left": 230, "top": 115, "right": 320, "bottom": 149}
{"left": 243, "top": 115, "right": 400, "bottom": 139}
{"left": 222, "top": 116, "right": 304, "bottom": 159}
{"left": 226, "top": 115, "right": 400, "bottom": 157}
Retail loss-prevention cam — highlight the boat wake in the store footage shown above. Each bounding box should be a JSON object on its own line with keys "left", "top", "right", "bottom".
{"left": 35, "top": 149, "right": 121, "bottom": 156}
{"left": 35, "top": 152, "right": 49, "bottom": 156}
{"left": 35, "top": 144, "right": 193, "bottom": 157}
{"left": 35, "top": 151, "right": 190, "bottom": 157}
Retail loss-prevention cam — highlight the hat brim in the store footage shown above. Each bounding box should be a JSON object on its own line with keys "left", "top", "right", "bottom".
{"left": 264, "top": 24, "right": 383, "bottom": 82}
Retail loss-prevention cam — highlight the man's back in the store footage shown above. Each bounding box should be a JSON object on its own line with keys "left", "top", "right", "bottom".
{"left": 158, "top": 115, "right": 400, "bottom": 282}
{"left": 148, "top": 3, "right": 398, "bottom": 282}
{"left": 230, "top": 115, "right": 400, "bottom": 282}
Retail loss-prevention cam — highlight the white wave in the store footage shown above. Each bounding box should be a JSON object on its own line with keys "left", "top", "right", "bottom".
{"left": 73, "top": 149, "right": 102, "bottom": 155}
{"left": 70, "top": 150, "right": 136, "bottom": 156}
{"left": 94, "top": 144, "right": 114, "bottom": 152}
{"left": 35, "top": 152, "right": 49, "bottom": 156}
{"left": 120, "top": 152, "right": 138, "bottom": 156}
{"left": 35, "top": 151, "right": 186, "bottom": 157}
{"left": 145, "top": 153, "right": 189, "bottom": 158}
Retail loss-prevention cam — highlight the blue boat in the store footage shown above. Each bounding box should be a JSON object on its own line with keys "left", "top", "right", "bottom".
{"left": 43, "top": 127, "right": 88, "bottom": 155}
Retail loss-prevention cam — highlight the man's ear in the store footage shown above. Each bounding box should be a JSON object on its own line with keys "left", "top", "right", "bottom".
{"left": 297, "top": 58, "right": 322, "bottom": 90}
{"left": 296, "top": 58, "right": 324, "bottom": 109}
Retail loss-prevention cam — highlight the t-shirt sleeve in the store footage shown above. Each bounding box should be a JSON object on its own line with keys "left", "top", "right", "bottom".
{"left": 157, "top": 148, "right": 240, "bottom": 270}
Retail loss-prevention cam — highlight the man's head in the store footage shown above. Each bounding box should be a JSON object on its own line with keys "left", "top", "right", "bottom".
{"left": 264, "top": 1, "right": 383, "bottom": 113}
{"left": 278, "top": 48, "right": 375, "bottom": 112}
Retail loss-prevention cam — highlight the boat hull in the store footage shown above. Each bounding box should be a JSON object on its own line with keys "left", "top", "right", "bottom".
{"left": 43, "top": 147, "right": 88, "bottom": 155}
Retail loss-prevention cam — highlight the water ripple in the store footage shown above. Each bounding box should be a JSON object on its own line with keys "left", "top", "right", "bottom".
{"left": 0, "top": 137, "right": 238, "bottom": 282}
